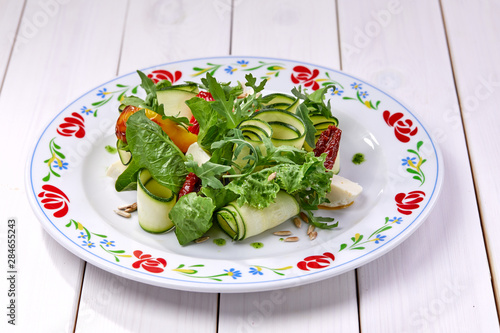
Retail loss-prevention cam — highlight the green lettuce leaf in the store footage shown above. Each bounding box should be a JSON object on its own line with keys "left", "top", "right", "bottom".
{"left": 200, "top": 187, "right": 239, "bottom": 210}
{"left": 125, "top": 111, "right": 187, "bottom": 193}
{"left": 168, "top": 193, "right": 216, "bottom": 245}
{"left": 115, "top": 158, "right": 140, "bottom": 192}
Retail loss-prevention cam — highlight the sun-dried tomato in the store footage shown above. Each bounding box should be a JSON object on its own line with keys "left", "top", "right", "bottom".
{"left": 178, "top": 172, "right": 202, "bottom": 198}
{"left": 313, "top": 125, "right": 342, "bottom": 170}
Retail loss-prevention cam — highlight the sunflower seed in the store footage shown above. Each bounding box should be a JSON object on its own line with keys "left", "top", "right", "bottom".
{"left": 293, "top": 217, "right": 302, "bottom": 229}
{"left": 307, "top": 224, "right": 316, "bottom": 235}
{"left": 124, "top": 202, "right": 137, "bottom": 213}
{"left": 118, "top": 202, "right": 137, "bottom": 211}
{"left": 309, "top": 231, "right": 318, "bottom": 240}
{"left": 195, "top": 236, "right": 210, "bottom": 244}
{"left": 273, "top": 230, "right": 292, "bottom": 236}
{"left": 299, "top": 212, "right": 309, "bottom": 223}
{"left": 267, "top": 172, "right": 277, "bottom": 181}
{"left": 284, "top": 237, "right": 299, "bottom": 242}
{"left": 114, "top": 210, "right": 131, "bottom": 218}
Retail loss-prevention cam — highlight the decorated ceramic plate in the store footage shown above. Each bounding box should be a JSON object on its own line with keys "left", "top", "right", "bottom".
{"left": 26, "top": 56, "right": 443, "bottom": 293}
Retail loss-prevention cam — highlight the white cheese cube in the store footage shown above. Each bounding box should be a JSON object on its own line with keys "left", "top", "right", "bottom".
{"left": 322, "top": 175, "right": 363, "bottom": 207}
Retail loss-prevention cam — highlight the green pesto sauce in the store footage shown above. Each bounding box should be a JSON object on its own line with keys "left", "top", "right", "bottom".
{"left": 213, "top": 238, "right": 226, "bottom": 246}
{"left": 251, "top": 242, "right": 264, "bottom": 249}
{"left": 352, "top": 153, "right": 365, "bottom": 165}
{"left": 105, "top": 145, "right": 117, "bottom": 154}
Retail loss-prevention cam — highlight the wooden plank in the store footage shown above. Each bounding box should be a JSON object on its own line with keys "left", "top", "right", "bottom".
{"left": 76, "top": 264, "right": 218, "bottom": 333}
{"left": 0, "top": 0, "right": 24, "bottom": 86}
{"left": 440, "top": 0, "right": 500, "bottom": 312}
{"left": 231, "top": 0, "right": 340, "bottom": 68}
{"left": 118, "top": 0, "right": 232, "bottom": 73}
{"left": 74, "top": 1, "right": 230, "bottom": 331}
{"left": 0, "top": 0, "right": 126, "bottom": 332}
{"left": 338, "top": 0, "right": 499, "bottom": 331}
{"left": 219, "top": 1, "right": 360, "bottom": 332}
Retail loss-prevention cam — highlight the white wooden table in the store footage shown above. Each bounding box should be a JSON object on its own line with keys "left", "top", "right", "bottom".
{"left": 1, "top": 0, "right": 500, "bottom": 332}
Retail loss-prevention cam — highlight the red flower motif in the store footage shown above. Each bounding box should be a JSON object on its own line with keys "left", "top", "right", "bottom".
{"left": 291, "top": 66, "right": 320, "bottom": 90}
{"left": 132, "top": 250, "right": 167, "bottom": 273}
{"left": 383, "top": 110, "right": 418, "bottom": 143}
{"left": 57, "top": 112, "right": 85, "bottom": 138}
{"left": 147, "top": 69, "right": 182, "bottom": 84}
{"left": 38, "top": 185, "right": 70, "bottom": 218}
{"left": 395, "top": 191, "right": 426, "bottom": 215}
{"left": 297, "top": 252, "right": 335, "bottom": 271}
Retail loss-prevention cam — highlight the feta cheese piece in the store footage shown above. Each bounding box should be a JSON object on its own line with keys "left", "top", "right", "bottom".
{"left": 322, "top": 174, "right": 363, "bottom": 207}
{"left": 186, "top": 142, "right": 211, "bottom": 166}
{"left": 106, "top": 160, "right": 128, "bottom": 181}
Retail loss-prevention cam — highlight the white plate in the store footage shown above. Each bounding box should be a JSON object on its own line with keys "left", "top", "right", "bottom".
{"left": 26, "top": 56, "right": 443, "bottom": 293}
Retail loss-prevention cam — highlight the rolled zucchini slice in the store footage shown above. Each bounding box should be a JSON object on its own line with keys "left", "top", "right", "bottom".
{"left": 137, "top": 169, "right": 176, "bottom": 233}
{"left": 216, "top": 191, "right": 300, "bottom": 240}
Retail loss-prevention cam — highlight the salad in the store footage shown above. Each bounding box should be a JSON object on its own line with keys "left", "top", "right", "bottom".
{"left": 107, "top": 70, "right": 362, "bottom": 245}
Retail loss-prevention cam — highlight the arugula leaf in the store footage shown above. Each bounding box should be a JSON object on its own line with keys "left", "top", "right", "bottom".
{"left": 115, "top": 158, "right": 141, "bottom": 192}
{"left": 185, "top": 96, "right": 219, "bottom": 150}
{"left": 301, "top": 210, "right": 338, "bottom": 230}
{"left": 202, "top": 73, "right": 240, "bottom": 128}
{"left": 162, "top": 115, "right": 191, "bottom": 130}
{"left": 296, "top": 103, "right": 317, "bottom": 148}
{"left": 185, "top": 160, "right": 231, "bottom": 189}
{"left": 126, "top": 111, "right": 187, "bottom": 193}
{"left": 168, "top": 193, "right": 216, "bottom": 245}
{"left": 244, "top": 74, "right": 267, "bottom": 94}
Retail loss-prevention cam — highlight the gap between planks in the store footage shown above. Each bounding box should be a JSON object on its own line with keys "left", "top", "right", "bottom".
{"left": 0, "top": 0, "right": 27, "bottom": 95}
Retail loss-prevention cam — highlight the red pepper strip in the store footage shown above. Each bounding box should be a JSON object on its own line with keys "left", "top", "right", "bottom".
{"left": 188, "top": 91, "right": 215, "bottom": 135}
{"left": 188, "top": 116, "right": 200, "bottom": 135}
{"left": 313, "top": 125, "right": 342, "bottom": 170}
{"left": 178, "top": 172, "right": 202, "bottom": 198}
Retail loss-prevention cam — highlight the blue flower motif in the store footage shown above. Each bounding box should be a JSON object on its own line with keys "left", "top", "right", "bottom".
{"left": 249, "top": 267, "right": 263, "bottom": 276}
{"left": 351, "top": 82, "right": 362, "bottom": 90}
{"left": 78, "top": 232, "right": 87, "bottom": 239}
{"left": 97, "top": 88, "right": 108, "bottom": 98}
{"left": 360, "top": 91, "right": 369, "bottom": 99}
{"left": 331, "top": 88, "right": 344, "bottom": 96}
{"left": 224, "top": 66, "right": 237, "bottom": 74}
{"left": 100, "top": 239, "right": 115, "bottom": 247}
{"left": 401, "top": 157, "right": 417, "bottom": 167}
{"left": 374, "top": 234, "right": 386, "bottom": 244}
{"left": 225, "top": 268, "right": 242, "bottom": 279}
{"left": 82, "top": 240, "right": 95, "bottom": 248}
{"left": 237, "top": 60, "right": 249, "bottom": 67}
{"left": 389, "top": 217, "right": 403, "bottom": 224}
{"left": 81, "top": 106, "right": 93, "bottom": 115}
{"left": 53, "top": 161, "right": 68, "bottom": 170}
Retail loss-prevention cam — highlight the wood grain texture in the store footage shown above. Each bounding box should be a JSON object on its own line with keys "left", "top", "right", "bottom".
{"left": 75, "top": 264, "right": 218, "bottom": 333}
{"left": 0, "top": 0, "right": 126, "bottom": 332}
{"left": 119, "top": 0, "right": 232, "bottom": 74}
{"left": 231, "top": 0, "right": 340, "bottom": 68}
{"left": 338, "top": 0, "right": 499, "bottom": 331}
{"left": 74, "top": 0, "right": 229, "bottom": 331}
{"left": 220, "top": 1, "right": 359, "bottom": 332}
{"left": 0, "top": 0, "right": 24, "bottom": 86}
{"left": 441, "top": 0, "right": 500, "bottom": 311}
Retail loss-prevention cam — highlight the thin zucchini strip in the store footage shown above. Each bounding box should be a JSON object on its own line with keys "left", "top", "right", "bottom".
{"left": 137, "top": 169, "right": 176, "bottom": 233}
{"left": 216, "top": 191, "right": 300, "bottom": 240}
